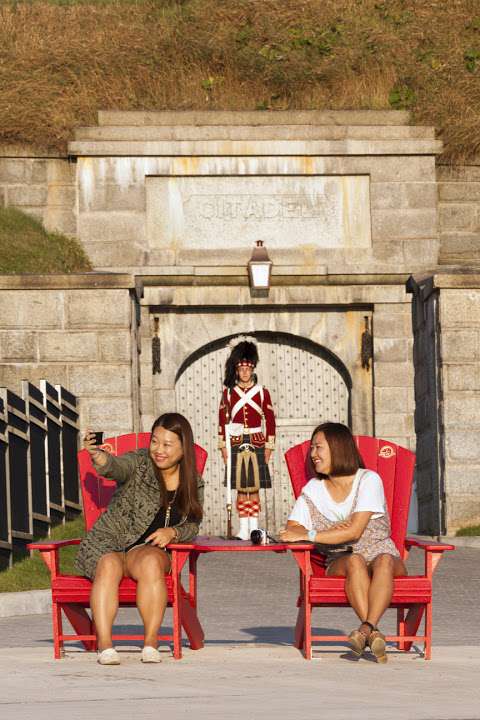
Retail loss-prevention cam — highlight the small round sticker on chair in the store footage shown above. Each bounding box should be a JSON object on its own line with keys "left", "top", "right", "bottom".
{"left": 379, "top": 445, "right": 395, "bottom": 458}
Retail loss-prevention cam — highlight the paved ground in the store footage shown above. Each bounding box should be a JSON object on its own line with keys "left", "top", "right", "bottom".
{"left": 0, "top": 546, "right": 479, "bottom": 719}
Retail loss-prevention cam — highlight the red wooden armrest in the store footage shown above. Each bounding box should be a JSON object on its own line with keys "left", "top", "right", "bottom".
{"left": 405, "top": 537, "right": 455, "bottom": 552}
{"left": 28, "top": 539, "right": 82, "bottom": 551}
{"left": 405, "top": 536, "right": 455, "bottom": 579}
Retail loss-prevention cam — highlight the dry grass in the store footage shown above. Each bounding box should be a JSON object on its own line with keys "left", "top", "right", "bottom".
{"left": 0, "top": 207, "right": 92, "bottom": 272}
{"left": 0, "top": 0, "right": 480, "bottom": 161}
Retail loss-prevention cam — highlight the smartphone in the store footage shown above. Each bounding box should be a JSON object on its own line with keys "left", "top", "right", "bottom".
{"left": 92, "top": 431, "right": 104, "bottom": 446}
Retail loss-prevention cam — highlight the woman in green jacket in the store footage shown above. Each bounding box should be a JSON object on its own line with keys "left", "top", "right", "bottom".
{"left": 75, "top": 413, "right": 204, "bottom": 666}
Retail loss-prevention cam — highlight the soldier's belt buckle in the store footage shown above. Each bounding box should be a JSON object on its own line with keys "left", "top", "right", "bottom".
{"left": 239, "top": 443, "right": 253, "bottom": 452}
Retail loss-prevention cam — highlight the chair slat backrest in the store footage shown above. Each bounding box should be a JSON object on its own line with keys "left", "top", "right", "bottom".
{"left": 78, "top": 433, "right": 208, "bottom": 531}
{"left": 284, "top": 436, "right": 415, "bottom": 558}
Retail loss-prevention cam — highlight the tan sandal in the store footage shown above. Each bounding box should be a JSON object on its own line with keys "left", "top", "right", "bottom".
{"left": 348, "top": 629, "right": 368, "bottom": 657}
{"left": 369, "top": 629, "right": 387, "bottom": 663}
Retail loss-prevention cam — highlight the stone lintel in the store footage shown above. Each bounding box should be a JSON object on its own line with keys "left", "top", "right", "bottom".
{"left": 0, "top": 144, "right": 68, "bottom": 159}
{"left": 74, "top": 125, "right": 435, "bottom": 142}
{"left": 98, "top": 110, "right": 411, "bottom": 127}
{"left": 68, "top": 138, "right": 442, "bottom": 158}
{"left": 409, "top": 269, "right": 480, "bottom": 292}
{"left": 0, "top": 273, "right": 137, "bottom": 291}
{"left": 139, "top": 270, "right": 409, "bottom": 287}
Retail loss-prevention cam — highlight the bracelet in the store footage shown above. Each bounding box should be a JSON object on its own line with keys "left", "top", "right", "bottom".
{"left": 171, "top": 527, "right": 179, "bottom": 542}
{"left": 307, "top": 528, "right": 317, "bottom": 542}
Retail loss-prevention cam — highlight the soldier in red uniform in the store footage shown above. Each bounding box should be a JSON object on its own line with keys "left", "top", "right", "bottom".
{"left": 218, "top": 338, "right": 276, "bottom": 540}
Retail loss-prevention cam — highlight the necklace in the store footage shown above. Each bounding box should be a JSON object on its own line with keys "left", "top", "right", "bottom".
{"left": 164, "top": 488, "right": 178, "bottom": 528}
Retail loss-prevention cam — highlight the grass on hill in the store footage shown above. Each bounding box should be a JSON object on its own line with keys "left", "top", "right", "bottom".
{"left": 0, "top": 515, "right": 86, "bottom": 593}
{"left": 0, "top": 0, "right": 479, "bottom": 161}
{"left": 456, "top": 524, "right": 480, "bottom": 536}
{"left": 0, "top": 207, "right": 92, "bottom": 273}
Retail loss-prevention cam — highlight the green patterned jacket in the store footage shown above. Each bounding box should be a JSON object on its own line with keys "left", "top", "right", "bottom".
{"left": 75, "top": 448, "right": 204, "bottom": 579}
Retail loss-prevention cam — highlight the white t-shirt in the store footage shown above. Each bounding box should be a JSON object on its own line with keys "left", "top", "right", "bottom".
{"left": 288, "top": 469, "right": 387, "bottom": 530}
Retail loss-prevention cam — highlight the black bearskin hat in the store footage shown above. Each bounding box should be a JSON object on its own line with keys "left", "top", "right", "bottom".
{"left": 223, "top": 337, "right": 258, "bottom": 389}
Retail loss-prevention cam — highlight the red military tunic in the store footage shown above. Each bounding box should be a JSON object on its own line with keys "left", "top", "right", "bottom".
{"left": 218, "top": 384, "right": 276, "bottom": 450}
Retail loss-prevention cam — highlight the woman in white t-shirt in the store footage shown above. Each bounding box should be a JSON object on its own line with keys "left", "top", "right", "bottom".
{"left": 280, "top": 422, "right": 406, "bottom": 663}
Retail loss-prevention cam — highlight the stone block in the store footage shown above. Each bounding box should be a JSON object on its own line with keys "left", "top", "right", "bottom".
{"left": 79, "top": 184, "right": 145, "bottom": 213}
{"left": 140, "top": 388, "right": 154, "bottom": 416}
{"left": 0, "top": 159, "right": 26, "bottom": 183}
{"left": 438, "top": 182, "right": 480, "bottom": 202}
{"left": 366, "top": 156, "right": 436, "bottom": 183}
{"left": 368, "top": 240, "right": 404, "bottom": 266}
{"left": 81, "top": 241, "right": 146, "bottom": 269}
{"left": 0, "top": 363, "right": 69, "bottom": 393}
{"left": 370, "top": 182, "right": 437, "bottom": 210}
{"left": 66, "top": 289, "right": 131, "bottom": 328}
{"left": 0, "top": 290, "right": 63, "bottom": 329}
{"left": 439, "top": 233, "right": 480, "bottom": 264}
{"left": 374, "top": 337, "right": 410, "bottom": 363}
{"left": 443, "top": 465, "right": 480, "bottom": 495}
{"left": 374, "top": 361, "right": 414, "bottom": 387}
{"left": 153, "top": 388, "right": 176, "bottom": 415}
{"left": 80, "top": 397, "right": 133, "bottom": 435}
{"left": 43, "top": 208, "right": 77, "bottom": 237}
{"left": 444, "top": 396, "right": 480, "bottom": 427}
{"left": 0, "top": 186, "right": 6, "bottom": 207}
{"left": 372, "top": 208, "right": 437, "bottom": 240}
{"left": 402, "top": 238, "right": 439, "bottom": 267}
{"left": 68, "top": 364, "right": 131, "bottom": 397}
{"left": 38, "top": 332, "right": 98, "bottom": 362}
{"left": 31, "top": 160, "right": 48, "bottom": 184}
{"left": 375, "top": 412, "right": 414, "bottom": 437}
{"left": 445, "top": 495, "right": 480, "bottom": 533}
{"left": 374, "top": 387, "right": 409, "bottom": 413}
{"left": 439, "top": 204, "right": 478, "bottom": 232}
{"left": 7, "top": 185, "right": 48, "bottom": 207}
{"left": 0, "top": 331, "right": 36, "bottom": 361}
{"left": 47, "top": 185, "right": 76, "bottom": 208}
{"left": 47, "top": 159, "right": 76, "bottom": 184}
{"left": 441, "top": 289, "right": 480, "bottom": 326}
{"left": 441, "top": 330, "right": 478, "bottom": 361}
{"left": 98, "top": 332, "right": 132, "bottom": 362}
{"left": 373, "top": 314, "right": 412, "bottom": 338}
{"left": 445, "top": 365, "right": 480, "bottom": 391}
{"left": 78, "top": 211, "right": 145, "bottom": 243}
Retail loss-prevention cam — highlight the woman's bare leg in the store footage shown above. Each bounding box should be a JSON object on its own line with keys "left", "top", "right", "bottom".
{"left": 90, "top": 552, "right": 124, "bottom": 651}
{"left": 327, "top": 554, "right": 371, "bottom": 623}
{"left": 126, "top": 545, "right": 171, "bottom": 648}
{"left": 366, "top": 554, "right": 407, "bottom": 628}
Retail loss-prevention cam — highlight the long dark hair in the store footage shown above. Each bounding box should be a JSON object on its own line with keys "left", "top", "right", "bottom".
{"left": 150, "top": 413, "right": 203, "bottom": 522}
{"left": 308, "top": 422, "right": 364, "bottom": 478}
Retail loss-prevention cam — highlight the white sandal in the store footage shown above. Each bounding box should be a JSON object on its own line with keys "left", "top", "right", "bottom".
{"left": 97, "top": 647, "right": 120, "bottom": 665}
{"left": 141, "top": 646, "right": 162, "bottom": 663}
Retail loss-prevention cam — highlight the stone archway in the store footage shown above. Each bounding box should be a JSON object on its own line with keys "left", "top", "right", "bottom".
{"left": 175, "top": 331, "right": 352, "bottom": 535}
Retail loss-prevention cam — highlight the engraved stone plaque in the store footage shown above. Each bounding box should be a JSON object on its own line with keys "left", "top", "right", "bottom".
{"left": 146, "top": 174, "right": 371, "bottom": 251}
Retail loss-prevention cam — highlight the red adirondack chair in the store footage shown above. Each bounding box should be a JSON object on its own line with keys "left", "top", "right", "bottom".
{"left": 284, "top": 436, "right": 455, "bottom": 660}
{"left": 29, "top": 432, "right": 207, "bottom": 660}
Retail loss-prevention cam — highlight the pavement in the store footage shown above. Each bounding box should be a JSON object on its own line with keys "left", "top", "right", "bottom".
{"left": 0, "top": 546, "right": 479, "bottom": 720}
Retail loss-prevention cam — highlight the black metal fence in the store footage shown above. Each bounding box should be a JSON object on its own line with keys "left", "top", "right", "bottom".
{"left": 0, "top": 382, "right": 81, "bottom": 570}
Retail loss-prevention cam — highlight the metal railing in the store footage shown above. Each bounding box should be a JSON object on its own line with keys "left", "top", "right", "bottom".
{"left": 0, "top": 381, "right": 80, "bottom": 570}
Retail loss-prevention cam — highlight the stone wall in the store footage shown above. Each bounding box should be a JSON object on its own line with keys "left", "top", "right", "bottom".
{"left": 439, "top": 281, "right": 480, "bottom": 531}
{"left": 410, "top": 273, "right": 480, "bottom": 534}
{"left": 0, "top": 275, "right": 140, "bottom": 438}
{"left": 437, "top": 159, "right": 480, "bottom": 265}
{"left": 0, "top": 146, "right": 75, "bottom": 236}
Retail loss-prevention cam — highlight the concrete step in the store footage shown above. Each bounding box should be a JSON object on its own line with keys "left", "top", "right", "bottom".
{"left": 97, "top": 109, "right": 411, "bottom": 127}
{"left": 75, "top": 124, "right": 435, "bottom": 142}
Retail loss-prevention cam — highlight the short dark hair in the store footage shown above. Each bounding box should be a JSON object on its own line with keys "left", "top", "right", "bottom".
{"left": 151, "top": 412, "right": 203, "bottom": 522}
{"left": 309, "top": 422, "right": 364, "bottom": 477}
